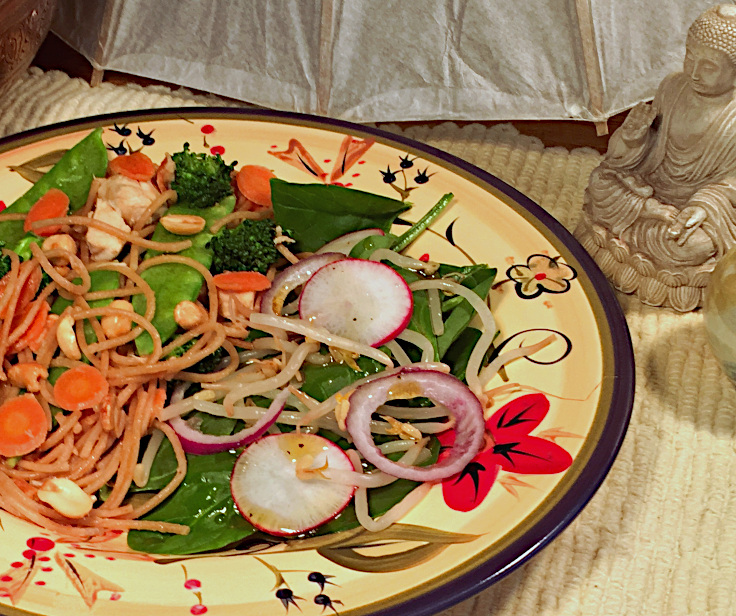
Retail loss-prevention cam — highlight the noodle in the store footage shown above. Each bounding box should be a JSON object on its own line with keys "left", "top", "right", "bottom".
{"left": 248, "top": 312, "right": 394, "bottom": 367}
{"left": 217, "top": 341, "right": 319, "bottom": 414}
{"left": 31, "top": 215, "right": 193, "bottom": 252}
{"left": 123, "top": 420, "right": 187, "bottom": 519}
{"left": 369, "top": 248, "right": 439, "bottom": 274}
{"left": 30, "top": 242, "right": 91, "bottom": 295}
{"left": 209, "top": 208, "right": 273, "bottom": 233}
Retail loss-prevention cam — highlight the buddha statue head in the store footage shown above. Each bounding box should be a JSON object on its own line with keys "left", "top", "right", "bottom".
{"left": 685, "top": 4, "right": 736, "bottom": 97}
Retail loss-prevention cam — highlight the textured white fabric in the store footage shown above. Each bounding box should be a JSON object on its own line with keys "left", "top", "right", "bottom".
{"left": 49, "top": 0, "right": 723, "bottom": 123}
{"left": 2, "top": 67, "right": 734, "bottom": 616}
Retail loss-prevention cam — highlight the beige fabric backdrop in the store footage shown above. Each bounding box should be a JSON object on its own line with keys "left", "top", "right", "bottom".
{"left": 1, "top": 68, "right": 734, "bottom": 616}
{"left": 49, "top": 0, "right": 722, "bottom": 123}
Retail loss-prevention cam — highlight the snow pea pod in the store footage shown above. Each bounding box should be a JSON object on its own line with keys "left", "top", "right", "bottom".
{"left": 0, "top": 129, "right": 108, "bottom": 248}
{"left": 51, "top": 269, "right": 121, "bottom": 315}
{"left": 133, "top": 195, "right": 236, "bottom": 356}
{"left": 50, "top": 269, "right": 121, "bottom": 346}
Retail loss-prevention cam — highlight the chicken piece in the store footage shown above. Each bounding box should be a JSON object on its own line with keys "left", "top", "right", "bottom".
{"left": 97, "top": 175, "right": 161, "bottom": 226}
{"left": 218, "top": 290, "right": 256, "bottom": 322}
{"left": 87, "top": 201, "right": 130, "bottom": 262}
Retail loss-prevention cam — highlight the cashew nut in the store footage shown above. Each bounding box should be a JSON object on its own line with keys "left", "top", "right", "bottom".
{"left": 101, "top": 299, "right": 134, "bottom": 339}
{"left": 37, "top": 477, "right": 95, "bottom": 518}
{"left": 56, "top": 314, "right": 81, "bottom": 360}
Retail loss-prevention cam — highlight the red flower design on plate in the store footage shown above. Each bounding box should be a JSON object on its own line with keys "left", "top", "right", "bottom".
{"left": 439, "top": 393, "right": 573, "bottom": 511}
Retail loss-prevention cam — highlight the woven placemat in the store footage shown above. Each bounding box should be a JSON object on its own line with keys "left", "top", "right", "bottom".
{"left": 2, "top": 68, "right": 735, "bottom": 616}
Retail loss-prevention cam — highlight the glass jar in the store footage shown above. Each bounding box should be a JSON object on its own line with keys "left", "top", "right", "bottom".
{"left": 704, "top": 247, "right": 736, "bottom": 383}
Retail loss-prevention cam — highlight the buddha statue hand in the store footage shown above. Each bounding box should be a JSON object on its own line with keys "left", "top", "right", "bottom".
{"left": 641, "top": 197, "right": 679, "bottom": 222}
{"left": 619, "top": 101, "right": 658, "bottom": 145}
{"left": 666, "top": 204, "right": 708, "bottom": 246}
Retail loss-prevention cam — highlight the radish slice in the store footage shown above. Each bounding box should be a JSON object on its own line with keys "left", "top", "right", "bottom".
{"left": 315, "top": 228, "right": 385, "bottom": 255}
{"left": 231, "top": 432, "right": 356, "bottom": 536}
{"left": 168, "top": 389, "right": 288, "bottom": 455}
{"left": 260, "top": 252, "right": 345, "bottom": 316}
{"left": 298, "top": 258, "right": 413, "bottom": 347}
{"left": 346, "top": 369, "right": 486, "bottom": 482}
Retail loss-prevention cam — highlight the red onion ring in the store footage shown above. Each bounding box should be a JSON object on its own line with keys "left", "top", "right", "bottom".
{"left": 346, "top": 369, "right": 486, "bottom": 481}
{"left": 260, "top": 252, "right": 345, "bottom": 315}
{"left": 168, "top": 389, "right": 289, "bottom": 455}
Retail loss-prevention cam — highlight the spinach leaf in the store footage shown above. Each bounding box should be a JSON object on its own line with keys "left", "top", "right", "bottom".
{"left": 300, "top": 356, "right": 385, "bottom": 402}
{"left": 126, "top": 449, "right": 255, "bottom": 555}
{"left": 133, "top": 196, "right": 236, "bottom": 355}
{"left": 271, "top": 180, "right": 410, "bottom": 253}
{"left": 125, "top": 415, "right": 241, "bottom": 495}
{"left": 443, "top": 327, "right": 490, "bottom": 382}
{"left": 0, "top": 129, "right": 108, "bottom": 247}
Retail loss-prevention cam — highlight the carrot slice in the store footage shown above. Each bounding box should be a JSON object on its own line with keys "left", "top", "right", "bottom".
{"left": 9, "top": 300, "right": 50, "bottom": 354}
{"left": 151, "top": 387, "right": 167, "bottom": 418}
{"left": 53, "top": 365, "right": 109, "bottom": 412}
{"left": 0, "top": 275, "right": 8, "bottom": 316}
{"left": 108, "top": 151, "right": 156, "bottom": 181}
{"left": 24, "top": 188, "right": 70, "bottom": 237}
{"left": 236, "top": 165, "right": 276, "bottom": 208}
{"left": 213, "top": 271, "right": 272, "bottom": 293}
{"left": 29, "top": 313, "right": 58, "bottom": 354}
{"left": 0, "top": 394, "right": 48, "bottom": 457}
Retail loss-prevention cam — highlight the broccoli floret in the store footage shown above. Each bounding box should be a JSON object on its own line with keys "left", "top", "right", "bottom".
{"left": 209, "top": 218, "right": 285, "bottom": 275}
{"left": 167, "top": 339, "right": 228, "bottom": 374}
{"left": 0, "top": 241, "right": 10, "bottom": 279}
{"left": 170, "top": 142, "right": 236, "bottom": 209}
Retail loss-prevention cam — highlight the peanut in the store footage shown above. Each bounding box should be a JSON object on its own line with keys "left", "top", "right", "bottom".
{"left": 37, "top": 477, "right": 95, "bottom": 518}
{"left": 101, "top": 299, "right": 134, "bottom": 339}
{"left": 159, "top": 214, "right": 206, "bottom": 235}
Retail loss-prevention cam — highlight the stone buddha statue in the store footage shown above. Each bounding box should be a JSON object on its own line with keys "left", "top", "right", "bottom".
{"left": 575, "top": 4, "right": 736, "bottom": 311}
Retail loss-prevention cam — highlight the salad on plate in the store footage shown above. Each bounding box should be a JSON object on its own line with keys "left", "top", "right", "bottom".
{"left": 0, "top": 128, "right": 552, "bottom": 556}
